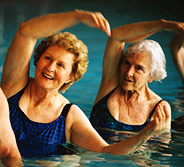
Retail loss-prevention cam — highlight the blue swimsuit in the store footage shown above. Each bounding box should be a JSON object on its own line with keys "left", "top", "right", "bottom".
{"left": 8, "top": 87, "right": 72, "bottom": 157}
{"left": 90, "top": 88, "right": 163, "bottom": 132}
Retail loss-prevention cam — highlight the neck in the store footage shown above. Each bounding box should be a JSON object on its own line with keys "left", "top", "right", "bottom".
{"left": 29, "top": 80, "right": 59, "bottom": 105}
{"left": 119, "top": 84, "right": 150, "bottom": 103}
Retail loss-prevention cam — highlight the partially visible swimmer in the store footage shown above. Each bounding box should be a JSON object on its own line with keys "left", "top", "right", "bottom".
{"left": 170, "top": 34, "right": 184, "bottom": 132}
{"left": 170, "top": 34, "right": 184, "bottom": 85}
{"left": 0, "top": 87, "right": 22, "bottom": 166}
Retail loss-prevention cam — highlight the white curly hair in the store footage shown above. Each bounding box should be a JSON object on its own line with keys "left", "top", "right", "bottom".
{"left": 125, "top": 39, "right": 167, "bottom": 81}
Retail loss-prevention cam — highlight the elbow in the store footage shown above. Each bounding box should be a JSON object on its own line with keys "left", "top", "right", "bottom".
{"left": 0, "top": 141, "right": 21, "bottom": 160}
{"left": 1, "top": 149, "right": 22, "bottom": 167}
{"left": 18, "top": 21, "right": 34, "bottom": 38}
{"left": 111, "top": 28, "right": 119, "bottom": 39}
{"left": 0, "top": 146, "right": 12, "bottom": 160}
{"left": 102, "top": 145, "right": 116, "bottom": 155}
{"left": 1, "top": 147, "right": 21, "bottom": 161}
{"left": 18, "top": 22, "right": 27, "bottom": 36}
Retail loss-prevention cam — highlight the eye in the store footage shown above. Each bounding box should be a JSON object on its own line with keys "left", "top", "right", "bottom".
{"left": 57, "top": 63, "right": 64, "bottom": 68}
{"left": 135, "top": 65, "right": 144, "bottom": 73}
{"left": 122, "top": 60, "right": 130, "bottom": 66}
{"left": 45, "top": 56, "right": 52, "bottom": 61}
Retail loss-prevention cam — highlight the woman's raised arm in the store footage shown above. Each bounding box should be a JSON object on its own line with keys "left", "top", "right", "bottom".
{"left": 1, "top": 9, "right": 111, "bottom": 98}
{"left": 95, "top": 19, "right": 184, "bottom": 104}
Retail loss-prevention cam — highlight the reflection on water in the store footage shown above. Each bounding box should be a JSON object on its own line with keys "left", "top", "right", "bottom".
{"left": 20, "top": 129, "right": 184, "bottom": 167}
{"left": 0, "top": 0, "right": 184, "bottom": 166}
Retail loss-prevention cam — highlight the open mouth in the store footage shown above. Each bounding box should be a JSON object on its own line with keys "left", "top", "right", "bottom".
{"left": 42, "top": 73, "right": 54, "bottom": 80}
{"left": 124, "top": 78, "right": 133, "bottom": 83}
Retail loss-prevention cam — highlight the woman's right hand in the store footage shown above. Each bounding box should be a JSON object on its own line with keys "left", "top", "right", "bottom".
{"left": 75, "top": 9, "right": 111, "bottom": 36}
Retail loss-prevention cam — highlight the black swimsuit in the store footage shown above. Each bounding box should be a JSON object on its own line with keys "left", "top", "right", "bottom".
{"left": 90, "top": 88, "right": 163, "bottom": 131}
{"left": 8, "top": 86, "right": 73, "bottom": 157}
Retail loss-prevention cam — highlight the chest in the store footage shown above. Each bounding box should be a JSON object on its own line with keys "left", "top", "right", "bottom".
{"left": 9, "top": 100, "right": 67, "bottom": 157}
{"left": 108, "top": 96, "right": 154, "bottom": 125}
{"left": 19, "top": 95, "right": 64, "bottom": 123}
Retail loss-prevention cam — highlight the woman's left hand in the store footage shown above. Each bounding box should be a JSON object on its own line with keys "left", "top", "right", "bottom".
{"left": 142, "top": 101, "right": 171, "bottom": 137}
{"left": 152, "top": 101, "right": 171, "bottom": 133}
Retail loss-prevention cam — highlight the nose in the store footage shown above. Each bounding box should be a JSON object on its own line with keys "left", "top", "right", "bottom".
{"left": 46, "top": 61, "right": 56, "bottom": 72}
{"left": 126, "top": 66, "right": 134, "bottom": 77}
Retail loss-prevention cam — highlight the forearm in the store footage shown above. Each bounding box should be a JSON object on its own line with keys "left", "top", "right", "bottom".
{"left": 19, "top": 10, "right": 79, "bottom": 39}
{"left": 111, "top": 19, "right": 183, "bottom": 43}
{"left": 102, "top": 130, "right": 151, "bottom": 155}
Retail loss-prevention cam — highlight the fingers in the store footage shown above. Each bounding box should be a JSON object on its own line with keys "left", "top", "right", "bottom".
{"left": 95, "top": 12, "right": 111, "bottom": 36}
{"left": 156, "top": 104, "right": 165, "bottom": 130}
{"left": 89, "top": 12, "right": 111, "bottom": 36}
{"left": 174, "top": 22, "right": 184, "bottom": 34}
{"left": 156, "top": 104, "right": 165, "bottom": 122}
{"left": 143, "top": 101, "right": 171, "bottom": 137}
{"left": 75, "top": 9, "right": 111, "bottom": 36}
{"left": 153, "top": 102, "right": 171, "bottom": 131}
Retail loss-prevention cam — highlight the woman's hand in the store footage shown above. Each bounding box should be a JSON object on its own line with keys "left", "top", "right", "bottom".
{"left": 75, "top": 9, "right": 111, "bottom": 36}
{"left": 144, "top": 101, "right": 171, "bottom": 136}
{"left": 161, "top": 19, "right": 184, "bottom": 34}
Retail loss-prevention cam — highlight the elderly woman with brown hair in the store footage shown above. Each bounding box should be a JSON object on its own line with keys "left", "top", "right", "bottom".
{"left": 33, "top": 32, "right": 89, "bottom": 93}
{"left": 1, "top": 9, "right": 168, "bottom": 158}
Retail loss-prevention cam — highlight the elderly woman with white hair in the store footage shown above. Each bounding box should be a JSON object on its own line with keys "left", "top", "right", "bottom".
{"left": 90, "top": 19, "right": 184, "bottom": 132}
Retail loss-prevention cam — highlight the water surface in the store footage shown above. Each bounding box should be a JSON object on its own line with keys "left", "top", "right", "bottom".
{"left": 0, "top": 0, "right": 184, "bottom": 166}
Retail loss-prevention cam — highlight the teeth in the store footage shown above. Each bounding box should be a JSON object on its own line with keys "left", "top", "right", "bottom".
{"left": 42, "top": 73, "right": 54, "bottom": 80}
{"left": 125, "top": 78, "right": 132, "bottom": 82}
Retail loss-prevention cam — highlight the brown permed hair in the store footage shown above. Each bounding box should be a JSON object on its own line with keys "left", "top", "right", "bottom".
{"left": 34, "top": 32, "right": 88, "bottom": 93}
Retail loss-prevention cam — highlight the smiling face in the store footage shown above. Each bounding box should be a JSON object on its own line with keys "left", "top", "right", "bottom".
{"left": 119, "top": 51, "right": 153, "bottom": 92}
{"left": 35, "top": 45, "right": 74, "bottom": 91}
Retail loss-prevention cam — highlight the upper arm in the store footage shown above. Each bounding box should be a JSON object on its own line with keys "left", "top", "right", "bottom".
{"left": 66, "top": 105, "right": 108, "bottom": 152}
{"left": 94, "top": 38, "right": 125, "bottom": 104}
{"left": 1, "top": 27, "right": 37, "bottom": 97}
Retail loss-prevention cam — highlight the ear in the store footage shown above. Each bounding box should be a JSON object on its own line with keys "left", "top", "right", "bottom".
{"left": 148, "top": 77, "right": 153, "bottom": 83}
{"left": 65, "top": 75, "right": 72, "bottom": 84}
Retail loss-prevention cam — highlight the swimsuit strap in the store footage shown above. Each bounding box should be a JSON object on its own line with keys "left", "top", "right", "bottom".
{"left": 148, "top": 99, "right": 164, "bottom": 119}
{"left": 97, "top": 87, "right": 118, "bottom": 105}
{"left": 61, "top": 103, "right": 73, "bottom": 118}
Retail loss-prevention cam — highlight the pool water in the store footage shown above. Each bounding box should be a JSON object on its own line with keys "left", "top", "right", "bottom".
{"left": 0, "top": 0, "right": 184, "bottom": 166}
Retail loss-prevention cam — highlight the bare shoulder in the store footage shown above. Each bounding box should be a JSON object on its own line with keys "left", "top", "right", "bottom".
{"left": 67, "top": 104, "right": 88, "bottom": 121}
{"left": 156, "top": 100, "right": 171, "bottom": 116}
{"left": 69, "top": 104, "right": 83, "bottom": 113}
{"left": 149, "top": 89, "right": 171, "bottom": 115}
{"left": 159, "top": 100, "right": 171, "bottom": 109}
{"left": 150, "top": 89, "right": 170, "bottom": 109}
